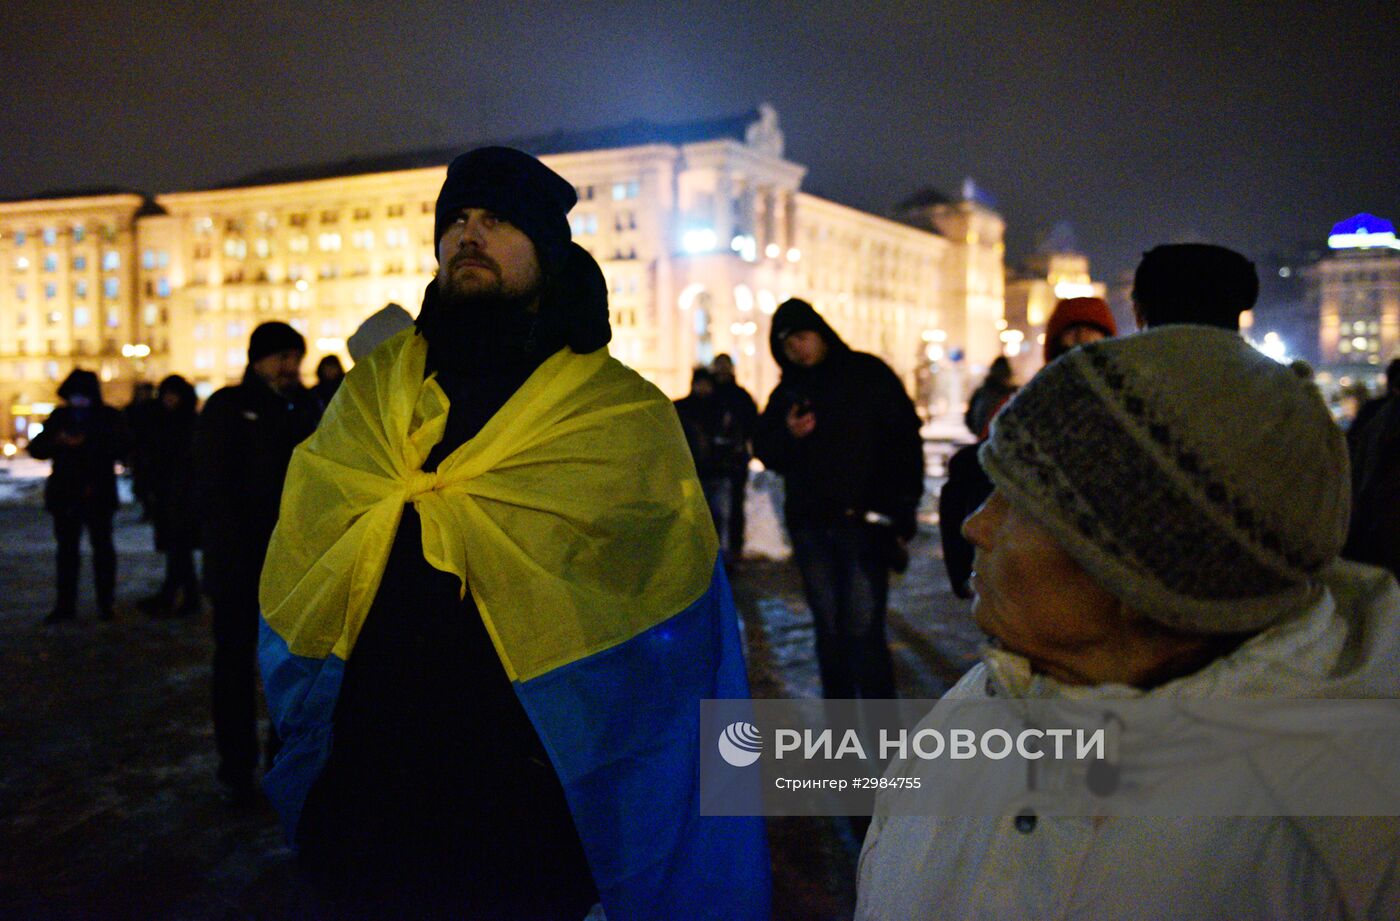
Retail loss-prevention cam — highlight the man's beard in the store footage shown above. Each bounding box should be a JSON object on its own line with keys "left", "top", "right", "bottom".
{"left": 435, "top": 272, "right": 542, "bottom": 315}
{"left": 416, "top": 270, "right": 552, "bottom": 372}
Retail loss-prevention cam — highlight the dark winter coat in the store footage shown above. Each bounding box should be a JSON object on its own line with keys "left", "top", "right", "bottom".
{"left": 28, "top": 403, "right": 129, "bottom": 514}
{"left": 194, "top": 371, "right": 320, "bottom": 600}
{"left": 147, "top": 403, "right": 201, "bottom": 552}
{"left": 938, "top": 442, "right": 994, "bottom": 598}
{"left": 754, "top": 299, "right": 924, "bottom": 539}
{"left": 713, "top": 379, "right": 759, "bottom": 477}
{"left": 1344, "top": 396, "right": 1400, "bottom": 580}
{"left": 674, "top": 391, "right": 729, "bottom": 479}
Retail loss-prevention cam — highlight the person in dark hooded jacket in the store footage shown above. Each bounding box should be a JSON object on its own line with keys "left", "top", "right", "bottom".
{"left": 28, "top": 369, "right": 130, "bottom": 623}
{"left": 754, "top": 298, "right": 924, "bottom": 700}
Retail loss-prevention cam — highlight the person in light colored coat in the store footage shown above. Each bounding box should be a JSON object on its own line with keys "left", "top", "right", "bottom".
{"left": 857, "top": 326, "right": 1400, "bottom": 920}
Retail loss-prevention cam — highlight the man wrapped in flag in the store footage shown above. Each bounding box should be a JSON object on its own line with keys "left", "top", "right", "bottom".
{"left": 257, "top": 147, "right": 770, "bottom": 919}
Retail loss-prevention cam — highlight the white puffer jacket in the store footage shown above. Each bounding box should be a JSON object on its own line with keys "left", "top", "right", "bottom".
{"left": 857, "top": 561, "right": 1400, "bottom": 920}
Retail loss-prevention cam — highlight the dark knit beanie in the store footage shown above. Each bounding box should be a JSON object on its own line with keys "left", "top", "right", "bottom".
{"left": 434, "top": 146, "right": 576, "bottom": 276}
{"left": 1132, "top": 244, "right": 1258, "bottom": 331}
{"left": 980, "top": 325, "right": 1349, "bottom": 634}
{"left": 1044, "top": 296, "right": 1117, "bottom": 363}
{"left": 247, "top": 321, "right": 306, "bottom": 363}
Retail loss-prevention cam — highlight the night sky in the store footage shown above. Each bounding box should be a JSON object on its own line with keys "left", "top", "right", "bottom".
{"left": 4, "top": 1, "right": 1396, "bottom": 280}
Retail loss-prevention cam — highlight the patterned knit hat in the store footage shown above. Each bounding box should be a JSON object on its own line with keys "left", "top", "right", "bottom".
{"left": 979, "top": 325, "right": 1350, "bottom": 634}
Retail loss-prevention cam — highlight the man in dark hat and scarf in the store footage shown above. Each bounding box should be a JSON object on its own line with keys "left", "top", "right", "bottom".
{"left": 259, "top": 147, "right": 769, "bottom": 919}
{"left": 754, "top": 298, "right": 924, "bottom": 701}
{"left": 195, "top": 321, "right": 321, "bottom": 805}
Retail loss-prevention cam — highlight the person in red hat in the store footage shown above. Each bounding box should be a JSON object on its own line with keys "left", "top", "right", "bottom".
{"left": 1043, "top": 296, "right": 1117, "bottom": 365}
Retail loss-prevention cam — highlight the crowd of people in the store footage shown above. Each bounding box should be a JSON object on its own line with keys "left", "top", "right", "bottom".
{"left": 21, "top": 145, "right": 1400, "bottom": 919}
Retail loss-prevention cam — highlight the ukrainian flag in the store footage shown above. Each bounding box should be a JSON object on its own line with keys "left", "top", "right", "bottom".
{"left": 258, "top": 329, "right": 770, "bottom": 919}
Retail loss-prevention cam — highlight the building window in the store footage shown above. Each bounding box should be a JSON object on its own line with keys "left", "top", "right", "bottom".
{"left": 289, "top": 235, "right": 309, "bottom": 253}
{"left": 15, "top": 256, "right": 29, "bottom": 271}
{"left": 47, "top": 311, "right": 62, "bottom": 325}
{"left": 289, "top": 213, "right": 308, "bottom": 227}
{"left": 352, "top": 230, "right": 375, "bottom": 249}
{"left": 158, "top": 250, "right": 169, "bottom": 268}
{"left": 104, "top": 278, "right": 120, "bottom": 299}
{"left": 15, "top": 310, "right": 26, "bottom": 325}
{"left": 143, "top": 305, "right": 159, "bottom": 326}
{"left": 73, "top": 255, "right": 87, "bottom": 271}
{"left": 577, "top": 185, "right": 595, "bottom": 201}
{"left": 224, "top": 238, "right": 248, "bottom": 260}
{"left": 44, "top": 283, "right": 57, "bottom": 299}
{"left": 320, "top": 210, "right": 339, "bottom": 224}
{"left": 387, "top": 204, "right": 405, "bottom": 217}
{"left": 142, "top": 249, "right": 157, "bottom": 269}
{"left": 43, "top": 228, "right": 57, "bottom": 246}
{"left": 194, "top": 218, "right": 213, "bottom": 235}
{"left": 612, "top": 180, "right": 640, "bottom": 201}
{"left": 157, "top": 278, "right": 170, "bottom": 298}
{"left": 74, "top": 281, "right": 88, "bottom": 299}
{"left": 254, "top": 238, "right": 271, "bottom": 258}
{"left": 102, "top": 250, "right": 120, "bottom": 271}
{"left": 43, "top": 254, "right": 57, "bottom": 272}
{"left": 384, "top": 227, "right": 407, "bottom": 248}
{"left": 72, "top": 225, "right": 84, "bottom": 243}
{"left": 422, "top": 201, "right": 434, "bottom": 213}
{"left": 319, "top": 263, "right": 340, "bottom": 279}
{"left": 14, "top": 231, "right": 26, "bottom": 247}
{"left": 353, "top": 208, "right": 371, "bottom": 221}
{"left": 74, "top": 307, "right": 90, "bottom": 326}
{"left": 106, "top": 309, "right": 119, "bottom": 329}
{"left": 318, "top": 233, "right": 342, "bottom": 252}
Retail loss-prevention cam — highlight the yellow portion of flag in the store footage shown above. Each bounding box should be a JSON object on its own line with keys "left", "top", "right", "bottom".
{"left": 259, "top": 328, "right": 716, "bottom": 681}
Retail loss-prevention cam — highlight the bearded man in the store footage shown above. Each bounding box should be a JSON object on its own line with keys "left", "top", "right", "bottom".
{"left": 257, "top": 147, "right": 768, "bottom": 919}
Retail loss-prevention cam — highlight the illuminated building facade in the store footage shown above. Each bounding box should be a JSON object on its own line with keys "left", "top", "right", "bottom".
{"left": 1309, "top": 213, "right": 1400, "bottom": 377}
{"left": 0, "top": 107, "right": 1008, "bottom": 441}
{"left": 0, "top": 193, "right": 148, "bottom": 443}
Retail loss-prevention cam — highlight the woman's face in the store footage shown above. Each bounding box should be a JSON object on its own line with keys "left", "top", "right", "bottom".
{"left": 1054, "top": 323, "right": 1107, "bottom": 353}
{"left": 962, "top": 490, "right": 1137, "bottom": 685}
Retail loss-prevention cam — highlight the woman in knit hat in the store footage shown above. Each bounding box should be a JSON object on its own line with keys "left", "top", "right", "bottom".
{"left": 857, "top": 326, "right": 1400, "bottom": 919}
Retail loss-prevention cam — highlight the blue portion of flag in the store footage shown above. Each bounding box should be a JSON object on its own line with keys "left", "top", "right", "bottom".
{"left": 517, "top": 560, "right": 771, "bottom": 920}
{"left": 257, "top": 619, "right": 345, "bottom": 843}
